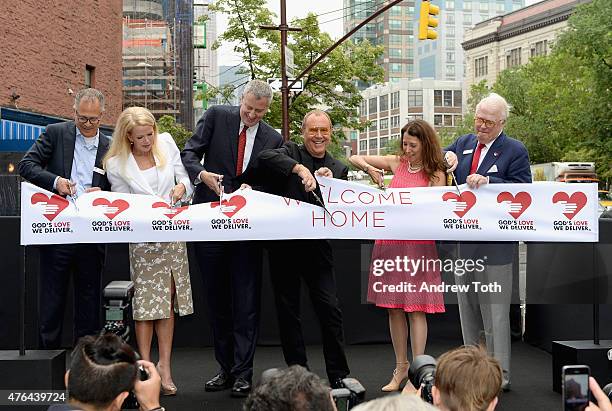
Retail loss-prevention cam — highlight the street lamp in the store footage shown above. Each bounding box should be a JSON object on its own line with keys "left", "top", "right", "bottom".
{"left": 137, "top": 62, "right": 152, "bottom": 109}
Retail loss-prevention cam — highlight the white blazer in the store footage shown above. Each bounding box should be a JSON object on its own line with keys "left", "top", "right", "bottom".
{"left": 105, "top": 132, "right": 193, "bottom": 202}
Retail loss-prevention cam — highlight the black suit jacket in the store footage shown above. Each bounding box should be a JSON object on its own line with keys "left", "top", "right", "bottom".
{"left": 259, "top": 141, "right": 349, "bottom": 267}
{"left": 18, "top": 121, "right": 111, "bottom": 193}
{"left": 181, "top": 105, "right": 283, "bottom": 204}
{"left": 258, "top": 141, "right": 349, "bottom": 206}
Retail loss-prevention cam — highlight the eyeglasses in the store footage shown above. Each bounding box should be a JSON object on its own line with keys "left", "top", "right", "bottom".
{"left": 307, "top": 127, "right": 330, "bottom": 136}
{"left": 474, "top": 117, "right": 500, "bottom": 128}
{"left": 76, "top": 112, "right": 101, "bottom": 125}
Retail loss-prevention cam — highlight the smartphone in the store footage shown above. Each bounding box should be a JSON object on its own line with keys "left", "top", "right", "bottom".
{"left": 562, "top": 365, "right": 590, "bottom": 411}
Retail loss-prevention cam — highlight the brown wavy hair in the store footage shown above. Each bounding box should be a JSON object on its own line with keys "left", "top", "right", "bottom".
{"left": 396, "top": 119, "right": 445, "bottom": 183}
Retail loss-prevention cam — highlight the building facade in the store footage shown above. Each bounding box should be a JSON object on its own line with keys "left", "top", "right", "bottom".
{"left": 344, "top": 0, "right": 418, "bottom": 85}
{"left": 416, "top": 0, "right": 523, "bottom": 81}
{"left": 122, "top": 0, "right": 193, "bottom": 128}
{"left": 193, "top": 0, "right": 218, "bottom": 124}
{"left": 357, "top": 78, "right": 463, "bottom": 155}
{"left": 462, "top": 0, "right": 590, "bottom": 91}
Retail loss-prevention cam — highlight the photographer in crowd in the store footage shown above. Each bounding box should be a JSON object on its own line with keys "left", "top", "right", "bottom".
{"left": 48, "top": 333, "right": 163, "bottom": 411}
{"left": 243, "top": 365, "right": 336, "bottom": 411}
{"left": 432, "top": 345, "right": 501, "bottom": 411}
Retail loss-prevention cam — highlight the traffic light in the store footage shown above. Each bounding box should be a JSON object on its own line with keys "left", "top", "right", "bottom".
{"left": 418, "top": 1, "right": 439, "bottom": 40}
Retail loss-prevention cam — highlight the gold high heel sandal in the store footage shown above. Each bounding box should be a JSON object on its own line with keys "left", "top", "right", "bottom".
{"left": 157, "top": 364, "right": 178, "bottom": 396}
{"left": 381, "top": 361, "right": 409, "bottom": 392}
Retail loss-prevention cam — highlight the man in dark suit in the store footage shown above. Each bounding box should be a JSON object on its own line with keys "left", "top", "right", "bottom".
{"left": 18, "top": 88, "right": 111, "bottom": 349}
{"left": 258, "top": 110, "right": 351, "bottom": 389}
{"left": 181, "top": 79, "right": 283, "bottom": 397}
{"left": 444, "top": 93, "right": 531, "bottom": 391}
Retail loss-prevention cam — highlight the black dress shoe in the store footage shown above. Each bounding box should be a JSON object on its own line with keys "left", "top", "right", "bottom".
{"left": 231, "top": 377, "right": 252, "bottom": 398}
{"left": 329, "top": 378, "right": 345, "bottom": 389}
{"left": 205, "top": 371, "right": 234, "bottom": 392}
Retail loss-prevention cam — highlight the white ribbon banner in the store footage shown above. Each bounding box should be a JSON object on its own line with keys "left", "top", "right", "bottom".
{"left": 20, "top": 179, "right": 599, "bottom": 245}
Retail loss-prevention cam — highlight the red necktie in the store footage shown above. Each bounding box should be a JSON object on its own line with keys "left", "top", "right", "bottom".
{"left": 469, "top": 143, "right": 486, "bottom": 175}
{"left": 236, "top": 125, "right": 248, "bottom": 176}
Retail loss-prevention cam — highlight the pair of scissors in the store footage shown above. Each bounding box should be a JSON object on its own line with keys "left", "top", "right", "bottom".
{"left": 378, "top": 169, "right": 386, "bottom": 191}
{"left": 68, "top": 181, "right": 79, "bottom": 211}
{"left": 217, "top": 175, "right": 224, "bottom": 212}
{"left": 443, "top": 158, "right": 462, "bottom": 195}
{"left": 311, "top": 190, "right": 336, "bottom": 224}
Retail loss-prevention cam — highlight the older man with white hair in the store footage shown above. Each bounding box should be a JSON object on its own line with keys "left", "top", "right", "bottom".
{"left": 444, "top": 93, "right": 531, "bottom": 391}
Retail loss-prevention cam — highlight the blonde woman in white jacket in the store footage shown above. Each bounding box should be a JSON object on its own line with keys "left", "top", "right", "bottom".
{"left": 104, "top": 107, "right": 194, "bottom": 396}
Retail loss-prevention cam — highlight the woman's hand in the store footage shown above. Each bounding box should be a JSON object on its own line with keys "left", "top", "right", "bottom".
{"left": 170, "top": 183, "right": 186, "bottom": 206}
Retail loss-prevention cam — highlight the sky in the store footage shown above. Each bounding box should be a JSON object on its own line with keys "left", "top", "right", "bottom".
{"left": 216, "top": 0, "right": 542, "bottom": 66}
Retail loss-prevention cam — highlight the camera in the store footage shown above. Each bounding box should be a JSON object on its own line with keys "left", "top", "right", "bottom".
{"left": 331, "top": 378, "right": 366, "bottom": 411}
{"left": 409, "top": 355, "right": 437, "bottom": 404}
{"left": 102, "top": 281, "right": 134, "bottom": 342}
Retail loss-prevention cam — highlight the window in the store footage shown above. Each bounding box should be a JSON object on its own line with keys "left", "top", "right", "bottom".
{"left": 85, "top": 65, "right": 95, "bottom": 88}
{"left": 446, "top": 65, "right": 455, "bottom": 77}
{"left": 369, "top": 97, "right": 377, "bottom": 114}
{"left": 464, "top": 13, "right": 472, "bottom": 25}
{"left": 444, "top": 115, "right": 453, "bottom": 126}
{"left": 408, "top": 90, "right": 423, "bottom": 106}
{"left": 531, "top": 40, "right": 548, "bottom": 57}
{"left": 390, "top": 34, "right": 403, "bottom": 44}
{"left": 389, "top": 48, "right": 402, "bottom": 58}
{"left": 446, "top": 40, "right": 455, "bottom": 50}
{"left": 380, "top": 137, "right": 389, "bottom": 149}
{"left": 390, "top": 91, "right": 400, "bottom": 109}
{"left": 434, "top": 114, "right": 443, "bottom": 126}
{"left": 369, "top": 138, "right": 378, "bottom": 149}
{"left": 475, "top": 56, "right": 488, "bottom": 77}
{"left": 455, "top": 115, "right": 463, "bottom": 125}
{"left": 407, "top": 114, "right": 423, "bottom": 121}
{"left": 360, "top": 99, "right": 367, "bottom": 116}
{"left": 446, "top": 14, "right": 455, "bottom": 24}
{"left": 445, "top": 0, "right": 455, "bottom": 10}
{"left": 370, "top": 120, "right": 377, "bottom": 131}
{"left": 379, "top": 118, "right": 389, "bottom": 130}
{"left": 506, "top": 47, "right": 522, "bottom": 68}
{"left": 447, "top": 52, "right": 455, "bottom": 62}
{"left": 390, "top": 5, "right": 402, "bottom": 16}
{"left": 407, "top": 48, "right": 414, "bottom": 58}
{"left": 463, "top": 1, "right": 472, "bottom": 10}
{"left": 444, "top": 90, "right": 453, "bottom": 107}
{"left": 389, "top": 19, "right": 402, "bottom": 30}
{"left": 390, "top": 77, "right": 401, "bottom": 83}
{"left": 390, "top": 63, "right": 402, "bottom": 73}
{"left": 434, "top": 90, "right": 442, "bottom": 107}
{"left": 496, "top": 2, "right": 505, "bottom": 12}
{"left": 453, "top": 90, "right": 462, "bottom": 107}
{"left": 479, "top": 2, "right": 489, "bottom": 11}
{"left": 391, "top": 115, "right": 401, "bottom": 128}
{"left": 379, "top": 95, "right": 389, "bottom": 111}
{"left": 447, "top": 25, "right": 455, "bottom": 37}
{"left": 391, "top": 134, "right": 401, "bottom": 140}
{"left": 359, "top": 140, "right": 367, "bottom": 152}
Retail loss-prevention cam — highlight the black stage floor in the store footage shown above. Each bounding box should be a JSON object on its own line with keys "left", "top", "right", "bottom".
{"left": 155, "top": 339, "right": 559, "bottom": 411}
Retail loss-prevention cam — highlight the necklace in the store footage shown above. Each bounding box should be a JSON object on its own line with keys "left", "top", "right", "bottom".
{"left": 408, "top": 162, "right": 422, "bottom": 173}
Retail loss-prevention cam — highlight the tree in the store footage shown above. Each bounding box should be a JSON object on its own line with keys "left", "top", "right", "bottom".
{"left": 157, "top": 115, "right": 192, "bottom": 150}
{"left": 208, "top": 0, "right": 385, "bottom": 159}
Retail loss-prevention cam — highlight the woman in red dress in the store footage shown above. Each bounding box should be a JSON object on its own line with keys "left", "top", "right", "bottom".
{"left": 349, "top": 119, "right": 446, "bottom": 393}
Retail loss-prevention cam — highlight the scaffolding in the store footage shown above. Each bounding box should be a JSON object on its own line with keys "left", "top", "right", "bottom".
{"left": 122, "top": 0, "right": 193, "bottom": 127}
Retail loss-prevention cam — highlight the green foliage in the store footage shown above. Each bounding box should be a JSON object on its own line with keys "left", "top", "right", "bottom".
{"left": 157, "top": 115, "right": 192, "bottom": 150}
{"left": 209, "top": 1, "right": 384, "bottom": 160}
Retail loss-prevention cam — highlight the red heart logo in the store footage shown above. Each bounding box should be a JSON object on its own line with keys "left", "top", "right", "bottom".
{"left": 210, "top": 195, "right": 247, "bottom": 218}
{"left": 31, "top": 193, "right": 69, "bottom": 221}
{"left": 92, "top": 198, "right": 130, "bottom": 220}
{"left": 497, "top": 191, "right": 532, "bottom": 219}
{"left": 552, "top": 192, "right": 587, "bottom": 220}
{"left": 442, "top": 191, "right": 477, "bottom": 218}
{"left": 152, "top": 202, "right": 189, "bottom": 219}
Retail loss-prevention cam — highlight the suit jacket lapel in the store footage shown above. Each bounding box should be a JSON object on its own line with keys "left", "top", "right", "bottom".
{"left": 458, "top": 135, "right": 477, "bottom": 182}
{"left": 126, "top": 154, "right": 156, "bottom": 196}
{"left": 63, "top": 122, "right": 77, "bottom": 178}
{"left": 477, "top": 133, "right": 505, "bottom": 175}
{"left": 246, "top": 126, "right": 268, "bottom": 170}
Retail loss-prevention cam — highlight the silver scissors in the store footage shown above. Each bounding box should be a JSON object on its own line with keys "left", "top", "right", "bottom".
{"left": 218, "top": 175, "right": 224, "bottom": 212}
{"left": 311, "top": 190, "right": 336, "bottom": 224}
{"left": 378, "top": 169, "right": 386, "bottom": 191}
{"left": 444, "top": 158, "right": 462, "bottom": 195}
{"left": 68, "top": 181, "right": 79, "bottom": 212}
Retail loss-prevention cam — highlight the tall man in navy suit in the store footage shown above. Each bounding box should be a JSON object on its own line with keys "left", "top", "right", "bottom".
{"left": 181, "top": 80, "right": 283, "bottom": 397}
{"left": 444, "top": 93, "right": 531, "bottom": 391}
{"left": 19, "top": 88, "right": 111, "bottom": 349}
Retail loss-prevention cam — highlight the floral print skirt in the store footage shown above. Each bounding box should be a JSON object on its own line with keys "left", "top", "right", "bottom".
{"left": 128, "top": 241, "right": 194, "bottom": 321}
